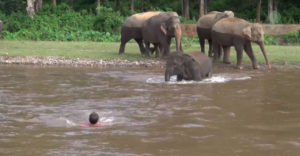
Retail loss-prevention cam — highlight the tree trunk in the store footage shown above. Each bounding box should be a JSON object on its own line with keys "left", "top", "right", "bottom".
{"left": 183, "top": 0, "right": 190, "bottom": 19}
{"left": 53, "top": 0, "right": 56, "bottom": 6}
{"left": 69, "top": 0, "right": 73, "bottom": 9}
{"left": 27, "top": 0, "right": 36, "bottom": 18}
{"left": 116, "top": 0, "right": 120, "bottom": 11}
{"left": 268, "top": 0, "right": 274, "bottom": 24}
{"left": 96, "top": 0, "right": 100, "bottom": 15}
{"left": 35, "top": 0, "right": 42, "bottom": 11}
{"left": 181, "top": 0, "right": 184, "bottom": 16}
{"left": 204, "top": 0, "right": 208, "bottom": 14}
{"left": 199, "top": 0, "right": 204, "bottom": 17}
{"left": 141, "top": 0, "right": 144, "bottom": 12}
{"left": 256, "top": 0, "right": 261, "bottom": 22}
{"left": 131, "top": 0, "right": 134, "bottom": 11}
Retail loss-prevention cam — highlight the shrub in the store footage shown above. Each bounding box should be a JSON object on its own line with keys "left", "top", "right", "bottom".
{"left": 93, "top": 6, "right": 124, "bottom": 34}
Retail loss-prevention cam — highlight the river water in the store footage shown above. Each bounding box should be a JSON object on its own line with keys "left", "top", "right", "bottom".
{"left": 0, "top": 65, "right": 300, "bottom": 155}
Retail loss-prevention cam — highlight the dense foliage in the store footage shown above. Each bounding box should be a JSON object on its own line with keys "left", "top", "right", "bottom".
{"left": 0, "top": 0, "right": 299, "bottom": 43}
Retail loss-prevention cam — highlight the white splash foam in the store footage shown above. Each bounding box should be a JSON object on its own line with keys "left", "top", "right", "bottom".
{"left": 146, "top": 73, "right": 251, "bottom": 84}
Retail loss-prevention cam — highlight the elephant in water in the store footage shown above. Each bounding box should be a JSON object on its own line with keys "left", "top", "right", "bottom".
{"left": 197, "top": 11, "right": 234, "bottom": 57}
{"left": 142, "top": 12, "right": 182, "bottom": 57}
{"left": 119, "top": 11, "right": 161, "bottom": 55}
{"left": 165, "top": 51, "right": 212, "bottom": 81}
{"left": 211, "top": 17, "right": 271, "bottom": 69}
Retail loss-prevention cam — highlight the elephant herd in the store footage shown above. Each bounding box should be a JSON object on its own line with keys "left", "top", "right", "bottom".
{"left": 119, "top": 10, "right": 272, "bottom": 82}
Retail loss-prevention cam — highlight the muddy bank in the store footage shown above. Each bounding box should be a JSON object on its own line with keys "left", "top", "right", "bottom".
{"left": 0, "top": 55, "right": 299, "bottom": 70}
{"left": 0, "top": 56, "right": 165, "bottom": 68}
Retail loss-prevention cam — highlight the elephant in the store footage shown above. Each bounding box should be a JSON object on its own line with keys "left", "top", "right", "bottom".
{"left": 142, "top": 12, "right": 182, "bottom": 57}
{"left": 0, "top": 20, "right": 3, "bottom": 38}
{"left": 211, "top": 17, "right": 271, "bottom": 69}
{"left": 197, "top": 11, "right": 234, "bottom": 57}
{"left": 165, "top": 51, "right": 212, "bottom": 81}
{"left": 118, "top": 11, "right": 161, "bottom": 55}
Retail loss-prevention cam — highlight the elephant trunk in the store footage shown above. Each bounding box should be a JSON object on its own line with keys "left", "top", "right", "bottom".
{"left": 165, "top": 70, "right": 171, "bottom": 82}
{"left": 174, "top": 26, "right": 182, "bottom": 52}
{"left": 258, "top": 41, "right": 271, "bottom": 69}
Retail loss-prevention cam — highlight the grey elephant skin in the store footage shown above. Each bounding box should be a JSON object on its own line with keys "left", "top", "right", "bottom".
{"left": 142, "top": 12, "right": 182, "bottom": 57}
{"left": 165, "top": 51, "right": 212, "bottom": 82}
{"left": 197, "top": 11, "right": 234, "bottom": 57}
{"left": 0, "top": 20, "right": 3, "bottom": 38}
{"left": 119, "top": 11, "right": 161, "bottom": 55}
{"left": 211, "top": 17, "right": 271, "bottom": 69}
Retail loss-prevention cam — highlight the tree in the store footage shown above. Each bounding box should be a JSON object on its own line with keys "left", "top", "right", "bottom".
{"left": 69, "top": 0, "right": 73, "bottom": 9}
{"left": 131, "top": 0, "right": 134, "bottom": 11}
{"left": 116, "top": 0, "right": 120, "bottom": 11}
{"left": 199, "top": 0, "right": 204, "bottom": 17}
{"left": 53, "top": 0, "right": 56, "bottom": 7}
{"left": 96, "top": 0, "right": 100, "bottom": 15}
{"left": 26, "top": 0, "right": 35, "bottom": 18}
{"left": 204, "top": 0, "right": 209, "bottom": 14}
{"left": 256, "top": 0, "right": 261, "bottom": 22}
{"left": 27, "top": 0, "right": 42, "bottom": 18}
{"left": 268, "top": 0, "right": 274, "bottom": 23}
{"left": 182, "top": 0, "right": 190, "bottom": 19}
{"left": 141, "top": 0, "right": 144, "bottom": 12}
{"left": 35, "top": 0, "right": 42, "bottom": 11}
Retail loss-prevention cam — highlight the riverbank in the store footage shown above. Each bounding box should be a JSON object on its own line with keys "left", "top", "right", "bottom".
{"left": 0, "top": 55, "right": 164, "bottom": 67}
{"left": 0, "top": 41, "right": 299, "bottom": 68}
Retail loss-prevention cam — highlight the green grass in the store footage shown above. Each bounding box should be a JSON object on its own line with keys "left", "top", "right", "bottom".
{"left": 0, "top": 40, "right": 300, "bottom": 64}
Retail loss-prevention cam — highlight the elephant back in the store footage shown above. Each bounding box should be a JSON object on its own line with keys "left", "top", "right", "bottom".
{"left": 123, "top": 11, "right": 161, "bottom": 28}
{"left": 212, "top": 17, "right": 250, "bottom": 36}
{"left": 197, "top": 12, "right": 220, "bottom": 29}
{"left": 197, "top": 10, "right": 234, "bottom": 29}
{"left": 186, "top": 51, "right": 211, "bottom": 65}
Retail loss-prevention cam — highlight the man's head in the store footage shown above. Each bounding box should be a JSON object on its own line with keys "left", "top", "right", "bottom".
{"left": 89, "top": 112, "right": 99, "bottom": 124}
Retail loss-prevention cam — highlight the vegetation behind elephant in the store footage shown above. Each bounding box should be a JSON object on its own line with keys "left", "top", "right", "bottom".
{"left": 0, "top": 20, "right": 3, "bottom": 38}
{"left": 119, "top": 11, "right": 161, "bottom": 55}
{"left": 165, "top": 51, "right": 212, "bottom": 81}
{"left": 196, "top": 11, "right": 234, "bottom": 56}
{"left": 211, "top": 17, "right": 271, "bottom": 69}
{"left": 142, "top": 13, "right": 182, "bottom": 57}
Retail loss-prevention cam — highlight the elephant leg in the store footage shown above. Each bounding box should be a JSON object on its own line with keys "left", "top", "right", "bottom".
{"left": 134, "top": 38, "right": 146, "bottom": 54}
{"left": 144, "top": 42, "right": 151, "bottom": 57}
{"left": 200, "top": 38, "right": 205, "bottom": 54}
{"left": 234, "top": 44, "right": 244, "bottom": 69}
{"left": 212, "top": 41, "right": 221, "bottom": 62}
{"left": 119, "top": 36, "right": 131, "bottom": 54}
{"left": 244, "top": 42, "right": 258, "bottom": 69}
{"left": 177, "top": 74, "right": 183, "bottom": 81}
{"left": 162, "top": 38, "right": 171, "bottom": 57}
{"left": 222, "top": 46, "right": 231, "bottom": 64}
{"left": 208, "top": 39, "right": 213, "bottom": 57}
{"left": 154, "top": 44, "right": 161, "bottom": 58}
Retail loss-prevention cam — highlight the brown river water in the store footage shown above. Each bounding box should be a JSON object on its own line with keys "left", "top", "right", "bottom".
{"left": 0, "top": 65, "right": 300, "bottom": 156}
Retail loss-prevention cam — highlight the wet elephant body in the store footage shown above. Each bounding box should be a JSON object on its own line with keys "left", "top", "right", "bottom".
{"left": 142, "top": 12, "right": 182, "bottom": 57}
{"left": 211, "top": 17, "right": 271, "bottom": 69}
{"left": 196, "top": 11, "right": 234, "bottom": 56}
{"left": 119, "top": 11, "right": 161, "bottom": 55}
{"left": 165, "top": 51, "right": 212, "bottom": 81}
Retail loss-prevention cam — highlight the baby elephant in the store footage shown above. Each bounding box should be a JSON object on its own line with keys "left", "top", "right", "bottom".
{"left": 165, "top": 51, "right": 212, "bottom": 81}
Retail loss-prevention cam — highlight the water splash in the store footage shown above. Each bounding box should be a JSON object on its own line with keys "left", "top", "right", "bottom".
{"left": 146, "top": 73, "right": 251, "bottom": 84}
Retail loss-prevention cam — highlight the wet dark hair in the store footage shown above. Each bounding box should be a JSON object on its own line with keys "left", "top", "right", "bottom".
{"left": 89, "top": 112, "right": 99, "bottom": 124}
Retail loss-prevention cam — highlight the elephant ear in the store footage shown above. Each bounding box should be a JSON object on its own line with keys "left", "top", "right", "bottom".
{"left": 242, "top": 26, "right": 252, "bottom": 39}
{"left": 160, "top": 23, "right": 167, "bottom": 36}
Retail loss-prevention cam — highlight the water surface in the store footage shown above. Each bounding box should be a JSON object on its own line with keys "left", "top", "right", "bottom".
{"left": 0, "top": 65, "right": 300, "bottom": 155}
